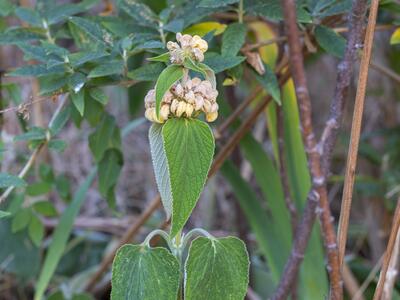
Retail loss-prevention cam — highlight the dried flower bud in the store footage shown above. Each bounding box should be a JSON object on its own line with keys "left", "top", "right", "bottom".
{"left": 195, "top": 95, "right": 204, "bottom": 110}
{"left": 206, "top": 111, "right": 218, "bottom": 122}
{"left": 191, "top": 35, "right": 208, "bottom": 53}
{"left": 167, "top": 41, "right": 179, "bottom": 51}
{"left": 175, "top": 83, "right": 184, "bottom": 97}
{"left": 176, "top": 101, "right": 186, "bottom": 117}
{"left": 171, "top": 99, "right": 179, "bottom": 114}
{"left": 185, "top": 103, "right": 194, "bottom": 117}
{"left": 211, "top": 103, "right": 219, "bottom": 113}
{"left": 160, "top": 104, "right": 170, "bottom": 120}
{"left": 203, "top": 100, "right": 212, "bottom": 113}
{"left": 192, "top": 48, "right": 204, "bottom": 62}
{"left": 185, "top": 90, "right": 195, "bottom": 104}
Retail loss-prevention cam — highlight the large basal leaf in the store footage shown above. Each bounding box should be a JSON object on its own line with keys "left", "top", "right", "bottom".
{"left": 111, "top": 244, "right": 180, "bottom": 300}
{"left": 184, "top": 236, "right": 249, "bottom": 300}
{"left": 162, "top": 118, "right": 214, "bottom": 237}
{"left": 221, "top": 23, "right": 247, "bottom": 57}
{"left": 155, "top": 65, "right": 184, "bottom": 118}
{"left": 315, "top": 25, "right": 345, "bottom": 58}
{"left": 149, "top": 124, "right": 172, "bottom": 218}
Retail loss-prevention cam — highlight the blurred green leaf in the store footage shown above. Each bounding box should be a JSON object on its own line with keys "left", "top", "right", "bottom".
{"left": 0, "top": 210, "right": 11, "bottom": 219}
{"left": 33, "top": 201, "right": 58, "bottom": 217}
{"left": 198, "top": 0, "right": 239, "bottom": 7}
{"left": 315, "top": 25, "right": 345, "bottom": 58}
{"left": 98, "top": 149, "right": 123, "bottom": 207}
{"left": 88, "top": 60, "right": 124, "bottom": 78}
{"left": 15, "top": 7, "right": 42, "bottom": 26}
{"left": 26, "top": 182, "right": 52, "bottom": 196}
{"left": 12, "top": 208, "right": 32, "bottom": 233}
{"left": 28, "top": 214, "right": 44, "bottom": 247}
{"left": 8, "top": 64, "right": 65, "bottom": 77}
{"left": 204, "top": 53, "right": 245, "bottom": 74}
{"left": 0, "top": 173, "right": 26, "bottom": 188}
{"left": 89, "top": 88, "right": 108, "bottom": 105}
{"left": 253, "top": 63, "right": 281, "bottom": 104}
{"left": 221, "top": 23, "right": 247, "bottom": 57}
{"left": 70, "top": 90, "right": 85, "bottom": 116}
{"left": 34, "top": 170, "right": 96, "bottom": 300}
{"left": 128, "top": 62, "right": 165, "bottom": 81}
{"left": 118, "top": 0, "right": 158, "bottom": 28}
{"left": 0, "top": 27, "right": 45, "bottom": 44}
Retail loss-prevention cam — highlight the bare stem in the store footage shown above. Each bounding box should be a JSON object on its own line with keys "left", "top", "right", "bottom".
{"left": 373, "top": 198, "right": 400, "bottom": 300}
{"left": 337, "top": 0, "right": 380, "bottom": 269}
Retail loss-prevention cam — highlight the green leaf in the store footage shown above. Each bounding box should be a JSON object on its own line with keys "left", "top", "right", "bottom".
{"left": 0, "top": 27, "right": 45, "bottom": 44}
{"left": 14, "top": 127, "right": 46, "bottom": 141}
{"left": 111, "top": 244, "right": 180, "bottom": 300}
{"left": 155, "top": 64, "right": 184, "bottom": 117}
{"left": 315, "top": 25, "right": 345, "bottom": 58}
{"left": 48, "top": 139, "right": 67, "bottom": 152}
{"left": 185, "top": 236, "right": 249, "bottom": 300}
{"left": 128, "top": 62, "right": 165, "bottom": 81}
{"left": 253, "top": 63, "right": 281, "bottom": 104}
{"left": 34, "top": 170, "right": 96, "bottom": 300}
{"left": 0, "top": 0, "right": 15, "bottom": 17}
{"left": 70, "top": 90, "right": 85, "bottom": 116}
{"left": 204, "top": 53, "right": 246, "bottom": 74}
{"left": 28, "top": 214, "right": 44, "bottom": 247}
{"left": 149, "top": 124, "right": 172, "bottom": 218}
{"left": 98, "top": 149, "right": 123, "bottom": 206}
{"left": 183, "top": 58, "right": 216, "bottom": 89}
{"left": 88, "top": 60, "right": 124, "bottom": 78}
{"left": 89, "top": 88, "right": 108, "bottom": 105}
{"left": 89, "top": 114, "right": 121, "bottom": 162}
{"left": 0, "top": 220, "right": 40, "bottom": 280}
{"left": 198, "top": 0, "right": 239, "bottom": 7}
{"left": 221, "top": 23, "right": 247, "bottom": 57}
{"left": 49, "top": 105, "right": 71, "bottom": 136}
{"left": 281, "top": 80, "right": 328, "bottom": 298}
{"left": 44, "top": 3, "right": 88, "bottom": 25}
{"left": 68, "top": 51, "right": 109, "bottom": 68}
{"left": 147, "top": 52, "right": 170, "bottom": 62}
{"left": 221, "top": 161, "right": 288, "bottom": 281}
{"left": 33, "top": 201, "right": 57, "bottom": 217}
{"left": 162, "top": 118, "right": 214, "bottom": 237}
{"left": 12, "top": 208, "right": 32, "bottom": 233}
{"left": 8, "top": 64, "right": 65, "bottom": 77}
{"left": 245, "top": 0, "right": 311, "bottom": 23}
{"left": 0, "top": 172, "right": 26, "bottom": 188}
{"left": 0, "top": 210, "right": 11, "bottom": 219}
{"left": 118, "top": 0, "right": 158, "bottom": 28}
{"left": 15, "top": 7, "right": 42, "bottom": 26}
{"left": 26, "top": 182, "right": 52, "bottom": 196}
{"left": 68, "top": 17, "right": 109, "bottom": 50}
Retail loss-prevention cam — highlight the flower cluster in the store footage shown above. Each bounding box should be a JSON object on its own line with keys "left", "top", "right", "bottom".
{"left": 144, "top": 77, "right": 218, "bottom": 124}
{"left": 167, "top": 33, "right": 208, "bottom": 64}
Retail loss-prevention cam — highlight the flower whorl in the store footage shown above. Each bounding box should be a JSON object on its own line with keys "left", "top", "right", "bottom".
{"left": 167, "top": 33, "right": 208, "bottom": 64}
{"left": 144, "top": 77, "right": 218, "bottom": 124}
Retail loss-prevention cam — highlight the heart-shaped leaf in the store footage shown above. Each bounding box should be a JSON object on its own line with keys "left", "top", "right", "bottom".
{"left": 111, "top": 244, "right": 180, "bottom": 300}
{"left": 185, "top": 236, "right": 250, "bottom": 300}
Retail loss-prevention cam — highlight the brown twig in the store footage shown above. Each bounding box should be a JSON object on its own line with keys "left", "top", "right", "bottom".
{"left": 343, "top": 262, "right": 364, "bottom": 300}
{"left": 272, "top": 1, "right": 342, "bottom": 299}
{"left": 373, "top": 198, "right": 400, "bottom": 300}
{"left": 382, "top": 230, "right": 400, "bottom": 300}
{"left": 337, "top": 0, "right": 379, "bottom": 270}
{"left": 370, "top": 61, "right": 400, "bottom": 84}
{"left": 272, "top": 0, "right": 369, "bottom": 298}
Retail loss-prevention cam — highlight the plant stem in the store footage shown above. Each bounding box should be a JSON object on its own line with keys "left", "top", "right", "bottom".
{"left": 272, "top": 0, "right": 368, "bottom": 298}
{"left": 274, "top": 1, "right": 342, "bottom": 299}
{"left": 337, "top": 0, "right": 379, "bottom": 269}
{"left": 238, "top": 0, "right": 244, "bottom": 23}
{"left": 373, "top": 198, "right": 400, "bottom": 300}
